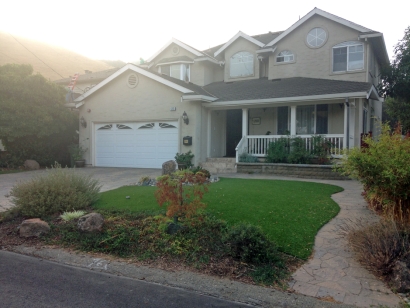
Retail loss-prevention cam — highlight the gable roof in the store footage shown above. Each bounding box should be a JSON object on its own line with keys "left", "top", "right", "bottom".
{"left": 146, "top": 38, "right": 204, "bottom": 63}
{"left": 213, "top": 31, "right": 265, "bottom": 57}
{"left": 264, "top": 8, "right": 373, "bottom": 48}
{"left": 74, "top": 63, "right": 195, "bottom": 105}
{"left": 156, "top": 56, "right": 194, "bottom": 66}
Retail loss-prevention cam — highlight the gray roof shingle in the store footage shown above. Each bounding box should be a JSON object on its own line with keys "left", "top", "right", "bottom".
{"left": 202, "top": 77, "right": 372, "bottom": 102}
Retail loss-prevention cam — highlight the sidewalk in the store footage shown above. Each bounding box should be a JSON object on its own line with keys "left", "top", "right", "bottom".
{"left": 222, "top": 173, "right": 401, "bottom": 307}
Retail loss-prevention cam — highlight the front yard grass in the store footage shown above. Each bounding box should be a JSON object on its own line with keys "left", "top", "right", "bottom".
{"left": 94, "top": 178, "right": 342, "bottom": 259}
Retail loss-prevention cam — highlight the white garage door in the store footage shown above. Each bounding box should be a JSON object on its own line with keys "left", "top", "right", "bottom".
{"left": 95, "top": 122, "right": 178, "bottom": 168}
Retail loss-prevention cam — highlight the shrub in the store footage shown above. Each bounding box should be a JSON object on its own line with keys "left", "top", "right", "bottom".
{"left": 344, "top": 219, "right": 410, "bottom": 275}
{"left": 155, "top": 170, "right": 209, "bottom": 220}
{"left": 310, "top": 135, "right": 332, "bottom": 164}
{"left": 287, "top": 137, "right": 311, "bottom": 164}
{"left": 266, "top": 138, "right": 289, "bottom": 163}
{"left": 339, "top": 124, "right": 410, "bottom": 221}
{"left": 224, "top": 223, "right": 278, "bottom": 264}
{"left": 10, "top": 163, "right": 101, "bottom": 218}
{"left": 191, "top": 166, "right": 211, "bottom": 178}
{"left": 175, "top": 151, "right": 194, "bottom": 169}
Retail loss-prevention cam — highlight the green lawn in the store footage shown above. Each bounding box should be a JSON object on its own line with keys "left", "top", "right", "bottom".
{"left": 93, "top": 178, "right": 343, "bottom": 259}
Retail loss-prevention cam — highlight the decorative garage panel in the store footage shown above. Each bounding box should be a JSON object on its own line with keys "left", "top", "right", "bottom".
{"left": 95, "top": 122, "right": 178, "bottom": 168}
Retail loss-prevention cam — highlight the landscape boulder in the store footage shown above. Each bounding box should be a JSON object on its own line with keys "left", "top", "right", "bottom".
{"left": 19, "top": 218, "right": 50, "bottom": 237}
{"left": 162, "top": 160, "right": 176, "bottom": 175}
{"left": 391, "top": 260, "right": 410, "bottom": 293}
{"left": 77, "top": 213, "right": 104, "bottom": 232}
{"left": 24, "top": 160, "right": 40, "bottom": 170}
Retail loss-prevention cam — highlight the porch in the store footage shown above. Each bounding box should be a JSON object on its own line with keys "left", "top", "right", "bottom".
{"left": 206, "top": 99, "right": 368, "bottom": 163}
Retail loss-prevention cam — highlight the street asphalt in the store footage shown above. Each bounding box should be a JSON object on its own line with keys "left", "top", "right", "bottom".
{"left": 0, "top": 250, "right": 251, "bottom": 308}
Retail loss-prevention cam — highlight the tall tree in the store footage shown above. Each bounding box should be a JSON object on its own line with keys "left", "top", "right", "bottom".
{"left": 0, "top": 64, "right": 78, "bottom": 167}
{"left": 379, "top": 26, "right": 410, "bottom": 131}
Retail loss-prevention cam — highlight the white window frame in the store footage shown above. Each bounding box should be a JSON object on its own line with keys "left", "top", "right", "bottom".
{"left": 332, "top": 41, "right": 364, "bottom": 73}
{"left": 296, "top": 104, "right": 328, "bottom": 135}
{"left": 170, "top": 64, "right": 190, "bottom": 81}
{"left": 276, "top": 50, "right": 294, "bottom": 63}
{"left": 230, "top": 51, "right": 254, "bottom": 78}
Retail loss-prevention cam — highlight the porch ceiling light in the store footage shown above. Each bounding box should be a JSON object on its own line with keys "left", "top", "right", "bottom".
{"left": 80, "top": 116, "right": 87, "bottom": 128}
{"left": 182, "top": 111, "right": 189, "bottom": 125}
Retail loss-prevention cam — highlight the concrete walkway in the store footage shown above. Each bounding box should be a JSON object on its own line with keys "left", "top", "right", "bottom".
{"left": 222, "top": 173, "right": 401, "bottom": 307}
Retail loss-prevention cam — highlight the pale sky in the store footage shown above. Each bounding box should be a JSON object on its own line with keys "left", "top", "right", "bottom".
{"left": 1, "top": 0, "right": 407, "bottom": 63}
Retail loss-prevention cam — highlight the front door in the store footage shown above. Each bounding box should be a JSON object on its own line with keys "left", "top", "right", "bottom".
{"left": 226, "top": 109, "right": 242, "bottom": 157}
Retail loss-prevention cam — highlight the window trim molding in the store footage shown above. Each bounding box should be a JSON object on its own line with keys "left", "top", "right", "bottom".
{"left": 332, "top": 41, "right": 365, "bottom": 73}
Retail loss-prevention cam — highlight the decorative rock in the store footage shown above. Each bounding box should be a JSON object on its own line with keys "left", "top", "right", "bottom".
{"left": 20, "top": 218, "right": 50, "bottom": 237}
{"left": 162, "top": 160, "right": 176, "bottom": 175}
{"left": 23, "top": 160, "right": 40, "bottom": 170}
{"left": 391, "top": 260, "right": 410, "bottom": 293}
{"left": 77, "top": 213, "right": 104, "bottom": 232}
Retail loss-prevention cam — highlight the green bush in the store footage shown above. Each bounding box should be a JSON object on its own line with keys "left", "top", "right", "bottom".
{"left": 339, "top": 124, "right": 410, "bottom": 221}
{"left": 10, "top": 163, "right": 101, "bottom": 218}
{"left": 288, "top": 137, "right": 311, "bottom": 164}
{"left": 191, "top": 166, "right": 211, "bottom": 178}
{"left": 224, "top": 223, "right": 278, "bottom": 264}
{"left": 345, "top": 219, "right": 410, "bottom": 275}
{"left": 310, "top": 135, "right": 332, "bottom": 164}
{"left": 266, "top": 138, "right": 289, "bottom": 163}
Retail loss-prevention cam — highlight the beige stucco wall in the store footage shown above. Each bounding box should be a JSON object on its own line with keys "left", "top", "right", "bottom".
{"left": 209, "top": 110, "right": 226, "bottom": 157}
{"left": 268, "top": 15, "right": 367, "bottom": 82}
{"left": 248, "top": 108, "right": 275, "bottom": 135}
{"left": 224, "top": 37, "right": 260, "bottom": 82}
{"left": 77, "top": 70, "right": 202, "bottom": 166}
{"left": 151, "top": 43, "right": 197, "bottom": 67}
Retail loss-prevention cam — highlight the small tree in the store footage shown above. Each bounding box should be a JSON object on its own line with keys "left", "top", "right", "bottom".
{"left": 155, "top": 170, "right": 209, "bottom": 222}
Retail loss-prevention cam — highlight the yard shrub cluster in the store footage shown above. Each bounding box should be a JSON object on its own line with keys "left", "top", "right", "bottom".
{"left": 10, "top": 163, "right": 101, "bottom": 218}
{"left": 266, "top": 135, "right": 331, "bottom": 164}
{"left": 45, "top": 210, "right": 287, "bottom": 285}
{"left": 340, "top": 124, "right": 410, "bottom": 221}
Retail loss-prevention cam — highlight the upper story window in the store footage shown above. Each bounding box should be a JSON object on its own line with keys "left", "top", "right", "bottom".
{"left": 333, "top": 41, "right": 364, "bottom": 72}
{"left": 170, "top": 64, "right": 190, "bottom": 81}
{"left": 230, "top": 51, "right": 254, "bottom": 78}
{"left": 276, "top": 50, "right": 294, "bottom": 63}
{"left": 306, "top": 28, "right": 327, "bottom": 48}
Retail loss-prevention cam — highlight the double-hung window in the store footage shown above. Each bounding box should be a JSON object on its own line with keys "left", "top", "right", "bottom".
{"left": 333, "top": 41, "right": 364, "bottom": 72}
{"left": 170, "top": 64, "right": 190, "bottom": 81}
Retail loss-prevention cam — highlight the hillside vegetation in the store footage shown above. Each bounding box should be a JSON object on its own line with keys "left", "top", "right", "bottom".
{"left": 0, "top": 32, "right": 113, "bottom": 81}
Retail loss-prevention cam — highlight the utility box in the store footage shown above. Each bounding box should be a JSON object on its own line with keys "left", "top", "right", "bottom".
{"left": 183, "top": 136, "right": 192, "bottom": 146}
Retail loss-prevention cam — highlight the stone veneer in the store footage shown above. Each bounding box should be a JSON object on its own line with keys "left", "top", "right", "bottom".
{"left": 237, "top": 163, "right": 349, "bottom": 180}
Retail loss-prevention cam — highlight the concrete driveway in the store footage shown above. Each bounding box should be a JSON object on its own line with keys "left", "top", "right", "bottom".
{"left": 0, "top": 167, "right": 162, "bottom": 212}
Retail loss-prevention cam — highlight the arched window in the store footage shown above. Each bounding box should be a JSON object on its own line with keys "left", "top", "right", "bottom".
{"left": 230, "top": 51, "right": 254, "bottom": 78}
{"left": 276, "top": 50, "right": 294, "bottom": 63}
{"left": 333, "top": 41, "right": 364, "bottom": 72}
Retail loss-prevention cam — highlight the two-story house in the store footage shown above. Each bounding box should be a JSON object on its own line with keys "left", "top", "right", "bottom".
{"left": 73, "top": 8, "right": 388, "bottom": 169}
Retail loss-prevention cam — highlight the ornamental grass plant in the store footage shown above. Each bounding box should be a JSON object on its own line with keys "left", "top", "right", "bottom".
{"left": 10, "top": 163, "right": 101, "bottom": 218}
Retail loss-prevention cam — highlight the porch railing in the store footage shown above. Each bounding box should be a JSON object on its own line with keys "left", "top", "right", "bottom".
{"left": 235, "top": 134, "right": 344, "bottom": 163}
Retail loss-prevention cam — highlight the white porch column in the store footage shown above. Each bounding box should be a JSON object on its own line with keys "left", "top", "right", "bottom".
{"left": 207, "top": 109, "right": 212, "bottom": 158}
{"left": 290, "top": 106, "right": 297, "bottom": 135}
{"left": 344, "top": 102, "right": 348, "bottom": 149}
{"left": 242, "top": 108, "right": 248, "bottom": 136}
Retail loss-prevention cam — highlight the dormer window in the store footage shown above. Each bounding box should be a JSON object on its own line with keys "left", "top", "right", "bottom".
{"left": 276, "top": 50, "right": 294, "bottom": 63}
{"left": 170, "top": 64, "right": 190, "bottom": 82}
{"left": 230, "top": 51, "right": 254, "bottom": 78}
{"left": 333, "top": 41, "right": 364, "bottom": 72}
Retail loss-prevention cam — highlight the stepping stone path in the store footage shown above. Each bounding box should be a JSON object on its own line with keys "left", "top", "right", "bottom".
{"left": 289, "top": 180, "right": 401, "bottom": 307}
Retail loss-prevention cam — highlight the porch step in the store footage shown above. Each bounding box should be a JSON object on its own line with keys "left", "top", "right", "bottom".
{"left": 200, "top": 158, "right": 236, "bottom": 174}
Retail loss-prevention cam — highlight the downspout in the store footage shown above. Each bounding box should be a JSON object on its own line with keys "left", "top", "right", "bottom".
{"left": 345, "top": 98, "right": 350, "bottom": 149}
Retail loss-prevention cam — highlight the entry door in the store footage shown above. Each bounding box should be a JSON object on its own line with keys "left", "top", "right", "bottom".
{"left": 226, "top": 110, "right": 242, "bottom": 157}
